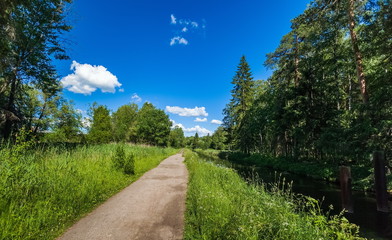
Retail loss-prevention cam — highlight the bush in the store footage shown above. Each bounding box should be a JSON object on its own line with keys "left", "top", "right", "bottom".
{"left": 124, "top": 153, "right": 135, "bottom": 175}
{"left": 112, "top": 145, "right": 126, "bottom": 170}
{"left": 112, "top": 145, "right": 135, "bottom": 175}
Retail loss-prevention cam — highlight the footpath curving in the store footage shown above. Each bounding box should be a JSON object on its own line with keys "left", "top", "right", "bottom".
{"left": 58, "top": 153, "right": 188, "bottom": 240}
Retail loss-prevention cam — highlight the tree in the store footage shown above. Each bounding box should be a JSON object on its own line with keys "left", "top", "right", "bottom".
{"left": 223, "top": 55, "right": 255, "bottom": 153}
{"left": 0, "top": 0, "right": 72, "bottom": 139}
{"left": 44, "top": 100, "right": 82, "bottom": 142}
{"left": 192, "top": 132, "right": 200, "bottom": 149}
{"left": 88, "top": 105, "right": 112, "bottom": 144}
{"left": 135, "top": 103, "right": 171, "bottom": 146}
{"left": 210, "top": 127, "right": 227, "bottom": 150}
{"left": 112, "top": 104, "right": 138, "bottom": 142}
{"left": 169, "top": 126, "right": 185, "bottom": 148}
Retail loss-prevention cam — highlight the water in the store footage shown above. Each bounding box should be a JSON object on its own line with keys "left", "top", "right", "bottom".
{"left": 232, "top": 164, "right": 392, "bottom": 239}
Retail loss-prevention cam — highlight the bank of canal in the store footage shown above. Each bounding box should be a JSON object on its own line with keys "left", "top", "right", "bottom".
{"left": 197, "top": 151, "right": 392, "bottom": 239}
{"left": 234, "top": 164, "right": 392, "bottom": 239}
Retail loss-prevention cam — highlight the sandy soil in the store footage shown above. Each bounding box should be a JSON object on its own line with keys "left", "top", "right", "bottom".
{"left": 57, "top": 153, "right": 188, "bottom": 240}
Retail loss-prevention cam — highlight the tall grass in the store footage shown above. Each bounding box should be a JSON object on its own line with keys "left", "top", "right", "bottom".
{"left": 0, "top": 137, "right": 177, "bottom": 240}
{"left": 184, "top": 150, "right": 365, "bottom": 240}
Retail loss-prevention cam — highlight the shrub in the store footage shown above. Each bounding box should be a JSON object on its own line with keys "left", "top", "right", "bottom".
{"left": 112, "top": 145, "right": 126, "bottom": 171}
{"left": 124, "top": 153, "right": 135, "bottom": 175}
{"left": 112, "top": 145, "right": 135, "bottom": 175}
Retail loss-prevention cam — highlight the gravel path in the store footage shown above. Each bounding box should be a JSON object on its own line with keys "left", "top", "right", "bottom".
{"left": 57, "top": 153, "right": 188, "bottom": 240}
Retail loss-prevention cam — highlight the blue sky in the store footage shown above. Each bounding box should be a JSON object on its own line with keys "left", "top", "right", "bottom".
{"left": 56, "top": 0, "right": 310, "bottom": 136}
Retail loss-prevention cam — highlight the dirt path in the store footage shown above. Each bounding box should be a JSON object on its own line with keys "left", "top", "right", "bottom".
{"left": 57, "top": 153, "right": 188, "bottom": 240}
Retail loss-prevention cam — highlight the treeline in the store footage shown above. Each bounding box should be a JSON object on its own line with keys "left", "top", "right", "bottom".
{"left": 224, "top": 0, "right": 391, "bottom": 166}
{"left": 82, "top": 102, "right": 227, "bottom": 148}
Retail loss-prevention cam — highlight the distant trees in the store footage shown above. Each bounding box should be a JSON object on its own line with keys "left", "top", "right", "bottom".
{"left": 44, "top": 100, "right": 82, "bottom": 142}
{"left": 134, "top": 103, "right": 172, "bottom": 146}
{"left": 169, "top": 126, "right": 185, "bottom": 148}
{"left": 210, "top": 127, "right": 227, "bottom": 150}
{"left": 87, "top": 105, "right": 112, "bottom": 144}
{"left": 112, "top": 104, "right": 138, "bottom": 142}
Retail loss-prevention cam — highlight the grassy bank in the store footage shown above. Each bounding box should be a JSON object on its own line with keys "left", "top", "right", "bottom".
{"left": 0, "top": 141, "right": 177, "bottom": 240}
{"left": 216, "top": 151, "right": 379, "bottom": 191}
{"left": 184, "top": 150, "right": 364, "bottom": 239}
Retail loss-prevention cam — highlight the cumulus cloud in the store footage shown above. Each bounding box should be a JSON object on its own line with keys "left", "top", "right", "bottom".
{"left": 170, "top": 120, "right": 212, "bottom": 136}
{"left": 171, "top": 14, "right": 177, "bottom": 24}
{"left": 185, "top": 125, "right": 212, "bottom": 136}
{"left": 170, "top": 36, "right": 188, "bottom": 46}
{"left": 166, "top": 106, "right": 208, "bottom": 117}
{"left": 131, "top": 93, "right": 142, "bottom": 103}
{"left": 61, "top": 61, "right": 121, "bottom": 95}
{"left": 182, "top": 27, "right": 188, "bottom": 32}
{"left": 211, "top": 119, "right": 223, "bottom": 125}
{"left": 195, "top": 117, "right": 207, "bottom": 122}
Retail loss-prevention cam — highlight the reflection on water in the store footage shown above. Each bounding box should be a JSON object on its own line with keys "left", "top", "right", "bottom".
{"left": 233, "top": 164, "right": 392, "bottom": 239}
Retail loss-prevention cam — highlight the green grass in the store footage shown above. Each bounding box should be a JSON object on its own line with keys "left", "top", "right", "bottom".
{"left": 184, "top": 150, "right": 365, "bottom": 240}
{"left": 0, "top": 141, "right": 178, "bottom": 240}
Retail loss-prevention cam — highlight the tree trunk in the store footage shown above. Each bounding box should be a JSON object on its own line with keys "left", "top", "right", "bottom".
{"left": 347, "top": 0, "right": 369, "bottom": 104}
{"left": 2, "top": 73, "right": 17, "bottom": 138}
{"left": 294, "top": 34, "right": 300, "bottom": 87}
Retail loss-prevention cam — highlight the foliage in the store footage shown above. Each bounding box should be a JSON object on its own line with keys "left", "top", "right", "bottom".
{"left": 169, "top": 126, "right": 185, "bottom": 148}
{"left": 112, "top": 104, "right": 138, "bottom": 142}
{"left": 112, "top": 145, "right": 135, "bottom": 175}
{"left": 43, "top": 99, "right": 82, "bottom": 143}
{"left": 0, "top": 0, "right": 72, "bottom": 139}
{"left": 87, "top": 104, "right": 112, "bottom": 144}
{"left": 184, "top": 150, "right": 365, "bottom": 240}
{"left": 135, "top": 102, "right": 171, "bottom": 146}
{"left": 223, "top": 0, "right": 392, "bottom": 169}
{"left": 0, "top": 142, "right": 177, "bottom": 239}
{"left": 223, "top": 55, "right": 255, "bottom": 153}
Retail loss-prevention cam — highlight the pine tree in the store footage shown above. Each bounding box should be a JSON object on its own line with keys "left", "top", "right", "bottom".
{"left": 223, "top": 55, "right": 254, "bottom": 152}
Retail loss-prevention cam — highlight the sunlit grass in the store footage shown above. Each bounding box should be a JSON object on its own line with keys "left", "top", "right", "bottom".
{"left": 184, "top": 150, "right": 365, "bottom": 240}
{"left": 0, "top": 143, "right": 178, "bottom": 240}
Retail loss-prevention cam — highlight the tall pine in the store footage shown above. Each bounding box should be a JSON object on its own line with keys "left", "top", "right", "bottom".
{"left": 223, "top": 55, "right": 254, "bottom": 152}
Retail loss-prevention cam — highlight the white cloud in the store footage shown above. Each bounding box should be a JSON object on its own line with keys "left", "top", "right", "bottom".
{"left": 182, "top": 27, "right": 188, "bottom": 32}
{"left": 166, "top": 106, "right": 208, "bottom": 117}
{"left": 61, "top": 61, "right": 121, "bottom": 95}
{"left": 119, "top": 88, "right": 125, "bottom": 92}
{"left": 131, "top": 93, "right": 142, "bottom": 103}
{"left": 170, "top": 120, "right": 212, "bottom": 136}
{"left": 195, "top": 117, "right": 207, "bottom": 122}
{"left": 184, "top": 125, "right": 212, "bottom": 136}
{"left": 170, "top": 36, "right": 188, "bottom": 46}
{"left": 211, "top": 119, "right": 223, "bottom": 125}
{"left": 178, "top": 19, "right": 199, "bottom": 28}
{"left": 82, "top": 117, "right": 91, "bottom": 129}
{"left": 191, "top": 21, "right": 199, "bottom": 28}
{"left": 171, "top": 14, "right": 177, "bottom": 24}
